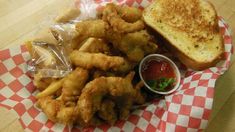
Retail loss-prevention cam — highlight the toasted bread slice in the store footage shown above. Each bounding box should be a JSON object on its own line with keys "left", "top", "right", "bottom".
{"left": 143, "top": 0, "right": 224, "bottom": 70}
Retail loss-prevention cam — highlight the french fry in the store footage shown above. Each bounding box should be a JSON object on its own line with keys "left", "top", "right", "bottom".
{"left": 36, "top": 79, "right": 64, "bottom": 98}
{"left": 56, "top": 95, "right": 62, "bottom": 100}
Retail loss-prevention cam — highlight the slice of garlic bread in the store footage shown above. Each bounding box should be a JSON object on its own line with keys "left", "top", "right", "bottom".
{"left": 143, "top": 0, "right": 224, "bottom": 70}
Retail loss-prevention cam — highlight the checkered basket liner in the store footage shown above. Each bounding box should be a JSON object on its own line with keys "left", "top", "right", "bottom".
{"left": 0, "top": 0, "right": 233, "bottom": 131}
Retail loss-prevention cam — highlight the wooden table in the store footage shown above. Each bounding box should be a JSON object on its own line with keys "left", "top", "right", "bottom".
{"left": 0, "top": 0, "right": 235, "bottom": 131}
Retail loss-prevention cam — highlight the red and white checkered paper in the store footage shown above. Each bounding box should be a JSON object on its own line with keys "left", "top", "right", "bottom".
{"left": 0, "top": 0, "right": 233, "bottom": 131}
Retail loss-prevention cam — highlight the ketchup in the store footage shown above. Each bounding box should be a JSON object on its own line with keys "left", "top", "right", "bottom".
{"left": 141, "top": 59, "right": 176, "bottom": 91}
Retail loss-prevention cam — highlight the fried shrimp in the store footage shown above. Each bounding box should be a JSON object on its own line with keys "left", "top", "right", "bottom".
{"left": 31, "top": 3, "right": 153, "bottom": 126}
{"left": 113, "top": 59, "right": 137, "bottom": 73}
{"left": 116, "top": 5, "right": 142, "bottom": 23}
{"left": 98, "top": 99, "right": 117, "bottom": 124}
{"left": 37, "top": 96, "right": 76, "bottom": 124}
{"left": 38, "top": 96, "right": 102, "bottom": 126}
{"left": 74, "top": 20, "right": 108, "bottom": 44}
{"left": 77, "top": 73, "right": 135, "bottom": 123}
{"left": 133, "top": 81, "right": 146, "bottom": 104}
{"left": 78, "top": 38, "right": 110, "bottom": 54}
{"left": 33, "top": 72, "right": 56, "bottom": 91}
{"left": 102, "top": 3, "right": 145, "bottom": 33}
{"left": 61, "top": 67, "right": 88, "bottom": 106}
{"left": 108, "top": 30, "right": 158, "bottom": 62}
{"left": 69, "top": 51, "right": 125, "bottom": 71}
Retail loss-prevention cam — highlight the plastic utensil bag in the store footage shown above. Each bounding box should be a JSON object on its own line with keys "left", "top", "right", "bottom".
{"left": 26, "top": 39, "right": 72, "bottom": 78}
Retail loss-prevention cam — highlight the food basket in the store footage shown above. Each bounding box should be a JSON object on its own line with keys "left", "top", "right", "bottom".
{"left": 0, "top": 0, "right": 233, "bottom": 131}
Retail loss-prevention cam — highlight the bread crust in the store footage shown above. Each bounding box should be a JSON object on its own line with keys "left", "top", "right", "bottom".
{"left": 143, "top": 0, "right": 224, "bottom": 70}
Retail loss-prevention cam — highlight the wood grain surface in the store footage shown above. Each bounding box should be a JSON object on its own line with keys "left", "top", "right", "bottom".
{"left": 0, "top": 0, "right": 234, "bottom": 132}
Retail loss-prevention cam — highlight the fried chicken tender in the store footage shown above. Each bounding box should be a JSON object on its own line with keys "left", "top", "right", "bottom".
{"left": 78, "top": 38, "right": 110, "bottom": 53}
{"left": 61, "top": 67, "right": 88, "bottom": 106}
{"left": 69, "top": 51, "right": 125, "bottom": 71}
{"left": 98, "top": 99, "right": 117, "bottom": 124}
{"left": 102, "top": 3, "right": 145, "bottom": 33}
{"left": 77, "top": 73, "right": 135, "bottom": 123}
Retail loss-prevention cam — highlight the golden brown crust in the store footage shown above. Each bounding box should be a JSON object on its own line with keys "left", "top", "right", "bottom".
{"left": 143, "top": 0, "right": 224, "bottom": 70}
{"left": 166, "top": 42, "right": 224, "bottom": 70}
{"left": 151, "top": 27, "right": 224, "bottom": 70}
{"left": 153, "top": 0, "right": 217, "bottom": 42}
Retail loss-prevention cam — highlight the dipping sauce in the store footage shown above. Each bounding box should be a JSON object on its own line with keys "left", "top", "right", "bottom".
{"left": 141, "top": 59, "right": 176, "bottom": 92}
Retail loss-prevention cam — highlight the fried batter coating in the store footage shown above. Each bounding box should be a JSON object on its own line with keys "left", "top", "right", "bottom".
{"left": 33, "top": 72, "right": 56, "bottom": 91}
{"left": 33, "top": 4, "right": 152, "bottom": 126}
{"left": 133, "top": 81, "right": 146, "bottom": 104}
{"left": 37, "top": 96, "right": 76, "bottom": 124}
{"left": 115, "top": 73, "right": 146, "bottom": 119}
{"left": 69, "top": 51, "right": 125, "bottom": 71}
{"left": 50, "top": 20, "right": 108, "bottom": 50}
{"left": 77, "top": 73, "right": 135, "bottom": 123}
{"left": 74, "top": 20, "right": 108, "bottom": 44}
{"left": 113, "top": 59, "right": 137, "bottom": 73}
{"left": 107, "top": 30, "right": 158, "bottom": 62}
{"left": 102, "top": 3, "right": 145, "bottom": 33}
{"left": 78, "top": 38, "right": 110, "bottom": 53}
{"left": 116, "top": 5, "right": 142, "bottom": 23}
{"left": 116, "top": 96, "right": 133, "bottom": 119}
{"left": 92, "top": 70, "right": 117, "bottom": 79}
{"left": 38, "top": 96, "right": 102, "bottom": 126}
{"left": 36, "top": 79, "right": 64, "bottom": 98}
{"left": 61, "top": 67, "right": 88, "bottom": 106}
{"left": 98, "top": 99, "right": 117, "bottom": 124}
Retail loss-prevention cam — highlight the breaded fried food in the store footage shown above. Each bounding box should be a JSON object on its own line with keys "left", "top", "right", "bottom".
{"left": 61, "top": 67, "right": 88, "bottom": 106}
{"left": 79, "top": 38, "right": 110, "bottom": 53}
{"left": 116, "top": 96, "right": 133, "bottom": 119}
{"left": 98, "top": 99, "right": 117, "bottom": 124}
{"left": 31, "top": 3, "right": 151, "bottom": 126}
{"left": 77, "top": 73, "right": 135, "bottom": 123}
{"left": 37, "top": 96, "right": 76, "bottom": 124}
{"left": 116, "top": 5, "right": 142, "bottom": 23}
{"left": 102, "top": 3, "right": 144, "bottom": 33}
{"left": 33, "top": 72, "right": 56, "bottom": 91}
{"left": 38, "top": 96, "right": 102, "bottom": 126}
{"left": 113, "top": 59, "right": 137, "bottom": 73}
{"left": 74, "top": 20, "right": 108, "bottom": 44}
{"left": 107, "top": 30, "right": 158, "bottom": 62}
{"left": 36, "top": 79, "right": 64, "bottom": 98}
{"left": 69, "top": 51, "right": 125, "bottom": 71}
{"left": 133, "top": 81, "right": 146, "bottom": 104}
{"left": 50, "top": 20, "right": 108, "bottom": 50}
